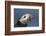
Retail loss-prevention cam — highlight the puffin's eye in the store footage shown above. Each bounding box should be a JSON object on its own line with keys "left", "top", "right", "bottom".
{"left": 24, "top": 16, "right": 26, "bottom": 18}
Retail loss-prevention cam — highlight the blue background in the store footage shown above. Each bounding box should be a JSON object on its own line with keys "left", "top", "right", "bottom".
{"left": 14, "top": 8, "right": 39, "bottom": 27}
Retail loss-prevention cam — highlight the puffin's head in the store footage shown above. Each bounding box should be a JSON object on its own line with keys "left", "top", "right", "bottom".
{"left": 19, "top": 13, "right": 33, "bottom": 24}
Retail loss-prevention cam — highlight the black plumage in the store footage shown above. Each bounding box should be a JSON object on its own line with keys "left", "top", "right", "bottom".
{"left": 14, "top": 20, "right": 27, "bottom": 27}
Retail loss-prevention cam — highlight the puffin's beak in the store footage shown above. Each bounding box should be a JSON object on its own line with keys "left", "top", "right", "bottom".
{"left": 27, "top": 13, "right": 33, "bottom": 22}
{"left": 29, "top": 16, "right": 32, "bottom": 22}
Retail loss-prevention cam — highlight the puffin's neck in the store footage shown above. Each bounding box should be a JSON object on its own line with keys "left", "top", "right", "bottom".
{"left": 19, "top": 19, "right": 26, "bottom": 24}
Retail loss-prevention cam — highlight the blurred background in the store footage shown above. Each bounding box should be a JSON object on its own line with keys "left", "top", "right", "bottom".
{"left": 14, "top": 8, "right": 39, "bottom": 27}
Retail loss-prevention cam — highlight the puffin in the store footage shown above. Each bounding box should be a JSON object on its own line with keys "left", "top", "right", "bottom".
{"left": 14, "top": 13, "right": 33, "bottom": 27}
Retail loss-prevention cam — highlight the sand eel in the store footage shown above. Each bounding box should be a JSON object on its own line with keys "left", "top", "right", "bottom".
{"left": 14, "top": 13, "right": 33, "bottom": 27}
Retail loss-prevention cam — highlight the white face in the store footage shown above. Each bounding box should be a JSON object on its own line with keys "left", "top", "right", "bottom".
{"left": 19, "top": 13, "right": 33, "bottom": 24}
